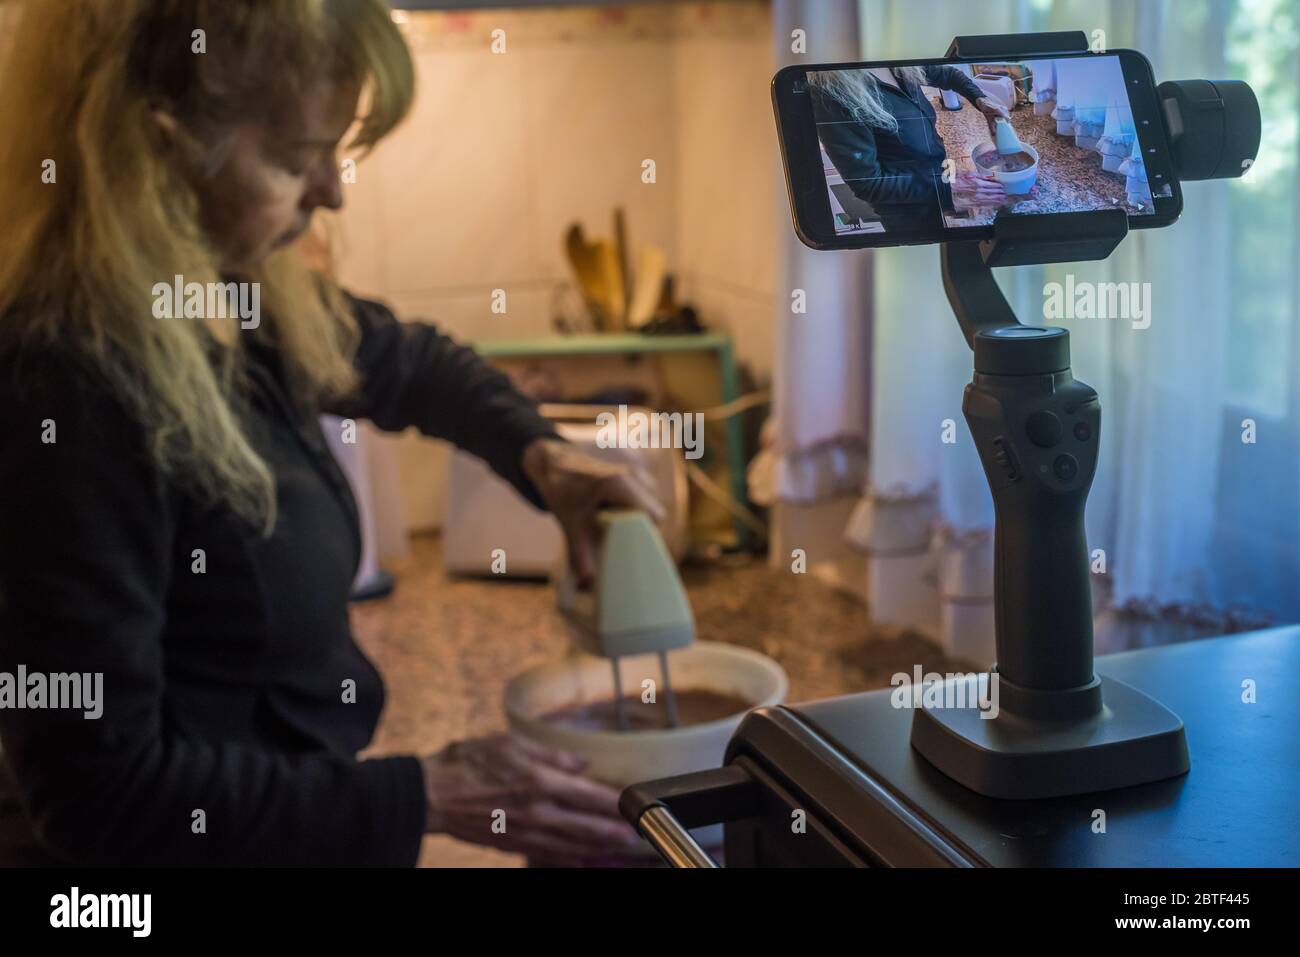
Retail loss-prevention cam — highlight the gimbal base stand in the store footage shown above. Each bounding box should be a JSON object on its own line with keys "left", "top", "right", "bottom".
{"left": 908, "top": 32, "right": 1190, "bottom": 800}
{"left": 912, "top": 672, "right": 1189, "bottom": 800}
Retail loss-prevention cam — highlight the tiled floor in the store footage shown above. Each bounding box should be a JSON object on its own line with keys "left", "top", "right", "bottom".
{"left": 350, "top": 532, "right": 972, "bottom": 867}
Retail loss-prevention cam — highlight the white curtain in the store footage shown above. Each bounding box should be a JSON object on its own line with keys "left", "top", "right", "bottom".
{"left": 772, "top": 0, "right": 1300, "bottom": 662}
{"left": 1040, "top": 56, "right": 1148, "bottom": 200}
{"left": 767, "top": 0, "right": 874, "bottom": 511}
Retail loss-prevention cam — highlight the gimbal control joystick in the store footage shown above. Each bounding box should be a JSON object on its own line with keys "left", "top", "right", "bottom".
{"left": 966, "top": 327, "right": 1100, "bottom": 701}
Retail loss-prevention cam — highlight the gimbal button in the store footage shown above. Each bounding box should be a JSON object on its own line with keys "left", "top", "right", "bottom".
{"left": 1053, "top": 454, "right": 1079, "bottom": 481}
{"left": 1025, "top": 410, "right": 1063, "bottom": 448}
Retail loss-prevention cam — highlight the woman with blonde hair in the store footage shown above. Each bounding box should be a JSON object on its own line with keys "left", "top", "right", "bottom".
{"left": 809, "top": 64, "right": 1012, "bottom": 231}
{"left": 0, "top": 0, "right": 659, "bottom": 865}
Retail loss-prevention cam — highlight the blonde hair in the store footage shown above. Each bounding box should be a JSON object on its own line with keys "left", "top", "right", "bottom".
{"left": 808, "top": 66, "right": 930, "bottom": 133}
{"left": 0, "top": 0, "right": 415, "bottom": 534}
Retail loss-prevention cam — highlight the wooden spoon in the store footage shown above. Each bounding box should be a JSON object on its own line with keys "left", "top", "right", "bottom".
{"left": 565, "top": 222, "right": 609, "bottom": 331}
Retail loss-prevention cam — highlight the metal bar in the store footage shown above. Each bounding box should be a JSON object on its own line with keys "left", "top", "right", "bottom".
{"left": 637, "top": 806, "right": 718, "bottom": 868}
{"left": 610, "top": 657, "right": 628, "bottom": 730}
{"left": 658, "top": 650, "right": 679, "bottom": 728}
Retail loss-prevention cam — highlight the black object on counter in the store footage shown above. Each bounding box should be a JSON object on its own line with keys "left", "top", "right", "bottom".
{"left": 922, "top": 206, "right": 1194, "bottom": 803}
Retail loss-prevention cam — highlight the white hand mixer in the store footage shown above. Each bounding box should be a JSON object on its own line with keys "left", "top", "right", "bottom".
{"left": 555, "top": 510, "right": 694, "bottom": 729}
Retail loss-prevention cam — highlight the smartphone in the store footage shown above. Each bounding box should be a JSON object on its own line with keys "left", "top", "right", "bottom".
{"left": 772, "top": 49, "right": 1182, "bottom": 250}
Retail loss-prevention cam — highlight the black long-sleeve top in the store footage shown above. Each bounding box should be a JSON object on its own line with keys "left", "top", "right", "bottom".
{"left": 0, "top": 293, "right": 559, "bottom": 866}
{"left": 811, "top": 65, "right": 987, "bottom": 231}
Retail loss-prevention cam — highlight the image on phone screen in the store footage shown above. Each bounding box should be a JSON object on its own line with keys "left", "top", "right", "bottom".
{"left": 806, "top": 54, "right": 1174, "bottom": 238}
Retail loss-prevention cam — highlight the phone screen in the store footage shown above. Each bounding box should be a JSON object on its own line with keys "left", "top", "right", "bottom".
{"left": 774, "top": 50, "right": 1181, "bottom": 249}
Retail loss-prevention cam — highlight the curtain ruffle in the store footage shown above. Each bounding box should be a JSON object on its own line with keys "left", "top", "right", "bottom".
{"left": 844, "top": 482, "right": 937, "bottom": 555}
{"left": 748, "top": 431, "right": 869, "bottom": 507}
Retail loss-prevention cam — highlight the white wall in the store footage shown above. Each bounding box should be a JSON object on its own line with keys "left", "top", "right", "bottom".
{"left": 334, "top": 1, "right": 776, "bottom": 531}
{"left": 670, "top": 3, "right": 778, "bottom": 376}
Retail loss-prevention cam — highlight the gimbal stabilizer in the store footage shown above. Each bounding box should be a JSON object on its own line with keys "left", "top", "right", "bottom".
{"left": 910, "top": 31, "right": 1262, "bottom": 799}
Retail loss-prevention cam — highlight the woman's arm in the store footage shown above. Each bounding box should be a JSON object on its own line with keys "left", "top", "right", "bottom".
{"left": 325, "top": 293, "right": 560, "bottom": 509}
{"left": 0, "top": 353, "right": 425, "bottom": 866}
{"left": 924, "top": 65, "right": 1013, "bottom": 139}
{"left": 325, "top": 293, "right": 664, "bottom": 586}
{"left": 923, "top": 64, "right": 988, "bottom": 106}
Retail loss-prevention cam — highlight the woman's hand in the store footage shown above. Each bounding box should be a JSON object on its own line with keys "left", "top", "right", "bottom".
{"left": 974, "top": 96, "right": 1012, "bottom": 140}
{"left": 951, "top": 170, "right": 1008, "bottom": 211}
{"left": 521, "top": 438, "right": 666, "bottom": 587}
{"left": 421, "top": 732, "right": 642, "bottom": 859}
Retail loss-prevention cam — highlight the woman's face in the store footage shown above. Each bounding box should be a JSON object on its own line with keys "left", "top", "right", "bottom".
{"left": 197, "top": 80, "right": 359, "bottom": 275}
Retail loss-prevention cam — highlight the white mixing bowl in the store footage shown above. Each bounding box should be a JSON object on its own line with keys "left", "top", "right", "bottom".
{"left": 971, "top": 140, "right": 1040, "bottom": 195}
{"left": 504, "top": 641, "right": 788, "bottom": 788}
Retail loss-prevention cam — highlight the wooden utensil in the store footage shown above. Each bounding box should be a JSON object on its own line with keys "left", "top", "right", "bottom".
{"left": 592, "top": 240, "right": 624, "bottom": 332}
{"left": 565, "top": 222, "right": 609, "bottom": 331}
{"left": 626, "top": 244, "right": 667, "bottom": 329}
{"left": 612, "top": 208, "right": 630, "bottom": 329}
